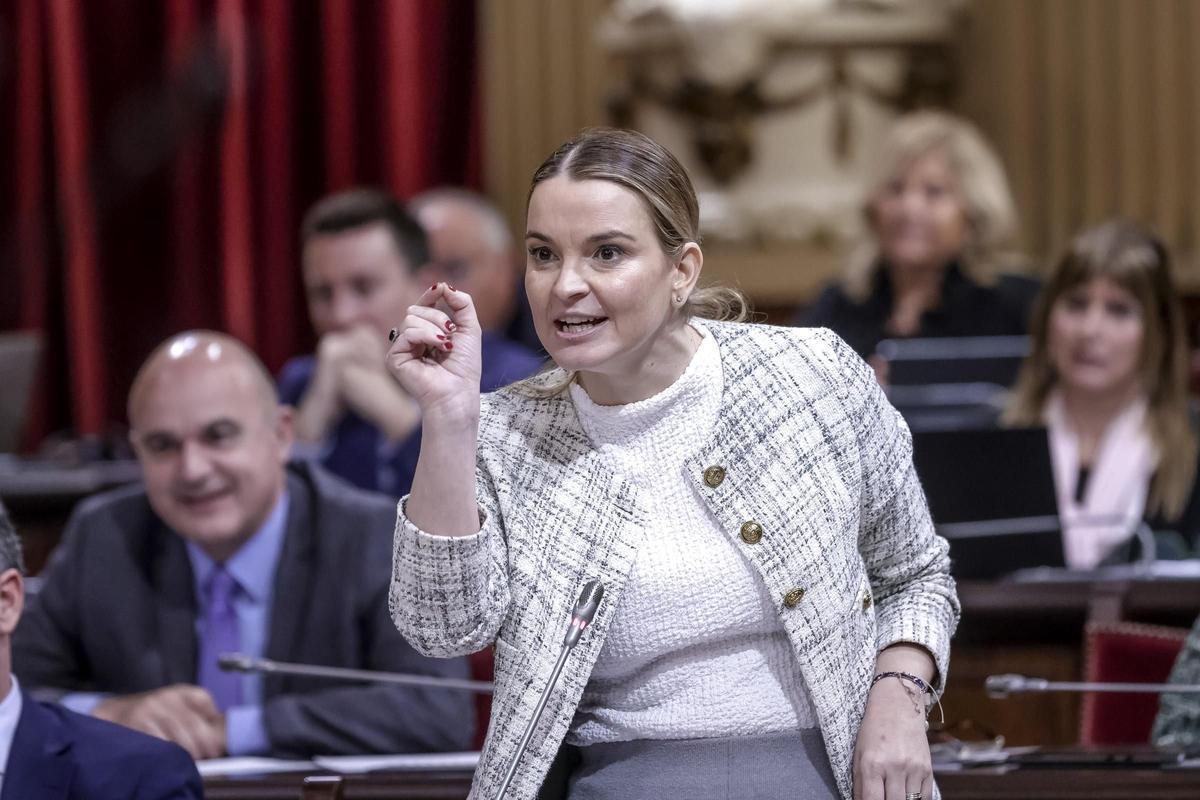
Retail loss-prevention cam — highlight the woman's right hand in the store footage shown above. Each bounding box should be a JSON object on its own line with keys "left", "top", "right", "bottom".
{"left": 386, "top": 283, "right": 483, "bottom": 422}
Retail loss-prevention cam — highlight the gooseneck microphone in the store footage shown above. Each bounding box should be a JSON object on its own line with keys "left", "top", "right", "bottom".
{"left": 985, "top": 673, "right": 1200, "bottom": 698}
{"left": 217, "top": 653, "right": 495, "bottom": 693}
{"left": 496, "top": 579, "right": 605, "bottom": 800}
{"left": 562, "top": 579, "right": 604, "bottom": 648}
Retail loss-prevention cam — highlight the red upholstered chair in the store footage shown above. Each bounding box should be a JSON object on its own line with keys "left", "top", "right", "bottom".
{"left": 1079, "top": 621, "right": 1190, "bottom": 746}
{"left": 468, "top": 646, "right": 495, "bottom": 750}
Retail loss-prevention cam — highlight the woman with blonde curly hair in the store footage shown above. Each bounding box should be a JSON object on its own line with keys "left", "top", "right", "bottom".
{"left": 801, "top": 111, "right": 1038, "bottom": 360}
{"left": 1005, "top": 220, "right": 1200, "bottom": 568}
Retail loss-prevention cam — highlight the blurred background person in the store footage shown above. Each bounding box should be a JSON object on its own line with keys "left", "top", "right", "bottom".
{"left": 800, "top": 111, "right": 1038, "bottom": 365}
{"left": 1004, "top": 220, "right": 1200, "bottom": 569}
{"left": 280, "top": 189, "right": 542, "bottom": 499}
{"left": 279, "top": 189, "right": 429, "bottom": 497}
{"left": 14, "top": 332, "right": 474, "bottom": 759}
{"left": 408, "top": 187, "right": 545, "bottom": 371}
{"left": 0, "top": 502, "right": 204, "bottom": 798}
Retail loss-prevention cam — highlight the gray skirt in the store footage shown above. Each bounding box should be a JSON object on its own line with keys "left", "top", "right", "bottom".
{"left": 566, "top": 730, "right": 840, "bottom": 800}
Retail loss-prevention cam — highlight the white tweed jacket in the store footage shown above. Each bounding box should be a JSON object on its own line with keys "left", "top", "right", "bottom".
{"left": 390, "top": 320, "right": 960, "bottom": 800}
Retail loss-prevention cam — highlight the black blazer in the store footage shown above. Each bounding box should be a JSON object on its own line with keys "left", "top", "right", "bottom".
{"left": 1108, "top": 439, "right": 1200, "bottom": 564}
{"left": 799, "top": 262, "right": 1040, "bottom": 359}
{"left": 2, "top": 691, "right": 202, "bottom": 800}
{"left": 12, "top": 461, "right": 475, "bottom": 756}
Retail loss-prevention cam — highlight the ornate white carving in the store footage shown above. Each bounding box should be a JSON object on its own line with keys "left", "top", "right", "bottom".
{"left": 600, "top": 0, "right": 967, "bottom": 243}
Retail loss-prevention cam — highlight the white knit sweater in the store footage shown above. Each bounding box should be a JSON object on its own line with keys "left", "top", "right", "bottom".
{"left": 565, "top": 326, "right": 816, "bottom": 745}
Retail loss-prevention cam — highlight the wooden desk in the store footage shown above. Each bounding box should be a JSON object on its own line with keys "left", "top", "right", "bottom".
{"left": 948, "top": 576, "right": 1200, "bottom": 746}
{"left": 204, "top": 770, "right": 474, "bottom": 800}
{"left": 936, "top": 765, "right": 1200, "bottom": 799}
{"left": 202, "top": 763, "right": 1200, "bottom": 800}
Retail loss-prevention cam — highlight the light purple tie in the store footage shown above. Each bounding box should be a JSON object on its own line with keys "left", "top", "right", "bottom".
{"left": 197, "top": 566, "right": 243, "bottom": 712}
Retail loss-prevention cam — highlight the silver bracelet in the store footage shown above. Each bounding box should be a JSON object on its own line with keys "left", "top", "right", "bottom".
{"left": 871, "top": 671, "right": 945, "bottom": 729}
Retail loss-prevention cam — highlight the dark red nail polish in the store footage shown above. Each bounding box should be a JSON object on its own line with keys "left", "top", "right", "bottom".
{"left": 430, "top": 283, "right": 438, "bottom": 291}
{"left": 436, "top": 334, "right": 447, "bottom": 340}
{"left": 444, "top": 341, "right": 454, "bottom": 350}
{"left": 445, "top": 321, "right": 455, "bottom": 332}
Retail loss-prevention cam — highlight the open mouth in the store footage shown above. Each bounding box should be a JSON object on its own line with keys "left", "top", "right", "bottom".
{"left": 555, "top": 317, "right": 608, "bottom": 334}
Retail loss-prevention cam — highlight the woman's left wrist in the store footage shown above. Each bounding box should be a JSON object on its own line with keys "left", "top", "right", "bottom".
{"left": 873, "top": 670, "right": 934, "bottom": 697}
{"left": 869, "top": 671, "right": 944, "bottom": 728}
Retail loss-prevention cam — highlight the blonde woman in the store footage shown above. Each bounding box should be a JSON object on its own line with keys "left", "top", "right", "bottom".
{"left": 1005, "top": 220, "right": 1200, "bottom": 568}
{"left": 386, "top": 128, "right": 958, "bottom": 800}
{"left": 801, "top": 111, "right": 1037, "bottom": 360}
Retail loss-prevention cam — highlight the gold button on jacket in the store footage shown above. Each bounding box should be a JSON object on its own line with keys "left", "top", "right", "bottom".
{"left": 739, "top": 521, "right": 763, "bottom": 544}
{"left": 703, "top": 466, "right": 726, "bottom": 488}
{"left": 783, "top": 587, "right": 805, "bottom": 608}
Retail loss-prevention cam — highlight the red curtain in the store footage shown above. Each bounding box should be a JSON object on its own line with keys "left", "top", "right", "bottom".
{"left": 0, "top": 0, "right": 480, "bottom": 447}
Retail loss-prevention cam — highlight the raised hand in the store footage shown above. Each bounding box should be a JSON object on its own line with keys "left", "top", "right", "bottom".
{"left": 387, "top": 283, "right": 483, "bottom": 535}
{"left": 386, "top": 283, "right": 483, "bottom": 422}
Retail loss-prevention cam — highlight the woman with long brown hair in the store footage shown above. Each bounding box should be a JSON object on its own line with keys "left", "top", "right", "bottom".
{"left": 1006, "top": 220, "right": 1199, "bottom": 568}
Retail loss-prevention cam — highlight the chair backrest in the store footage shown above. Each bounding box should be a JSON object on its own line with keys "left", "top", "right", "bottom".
{"left": 1080, "top": 621, "right": 1189, "bottom": 746}
{"left": 469, "top": 646, "right": 495, "bottom": 750}
{"left": 0, "top": 330, "right": 41, "bottom": 453}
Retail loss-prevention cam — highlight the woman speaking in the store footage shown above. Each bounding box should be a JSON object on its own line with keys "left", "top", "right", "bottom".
{"left": 386, "top": 128, "right": 959, "bottom": 800}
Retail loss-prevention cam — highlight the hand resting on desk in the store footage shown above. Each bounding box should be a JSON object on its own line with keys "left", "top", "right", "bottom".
{"left": 94, "top": 683, "right": 226, "bottom": 760}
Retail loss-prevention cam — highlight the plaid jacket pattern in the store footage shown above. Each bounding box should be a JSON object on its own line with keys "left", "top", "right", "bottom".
{"left": 1153, "top": 615, "right": 1200, "bottom": 748}
{"left": 390, "top": 320, "right": 960, "bottom": 800}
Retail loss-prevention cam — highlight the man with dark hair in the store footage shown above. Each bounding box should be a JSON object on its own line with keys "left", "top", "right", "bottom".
{"left": 280, "top": 187, "right": 541, "bottom": 497}
{"left": 14, "top": 332, "right": 474, "bottom": 760}
{"left": 282, "top": 189, "right": 429, "bottom": 496}
{"left": 0, "top": 502, "right": 204, "bottom": 797}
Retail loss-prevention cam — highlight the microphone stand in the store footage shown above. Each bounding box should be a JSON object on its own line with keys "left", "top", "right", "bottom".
{"left": 986, "top": 673, "right": 1200, "bottom": 698}
{"left": 219, "top": 578, "right": 605, "bottom": 799}
{"left": 496, "top": 579, "right": 604, "bottom": 800}
{"left": 218, "top": 653, "right": 495, "bottom": 693}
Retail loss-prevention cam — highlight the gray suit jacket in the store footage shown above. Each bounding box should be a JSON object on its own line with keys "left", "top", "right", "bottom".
{"left": 391, "top": 320, "right": 960, "bottom": 800}
{"left": 14, "top": 460, "right": 475, "bottom": 756}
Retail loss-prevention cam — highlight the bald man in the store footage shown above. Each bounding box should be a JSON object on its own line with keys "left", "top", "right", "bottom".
{"left": 409, "top": 187, "right": 545, "bottom": 355}
{"left": 13, "top": 332, "right": 474, "bottom": 760}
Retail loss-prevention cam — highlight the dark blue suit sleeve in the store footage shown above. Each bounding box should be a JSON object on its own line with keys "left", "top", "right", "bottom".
{"left": 12, "top": 508, "right": 92, "bottom": 694}
{"left": 128, "top": 741, "right": 204, "bottom": 800}
{"left": 277, "top": 356, "right": 315, "bottom": 405}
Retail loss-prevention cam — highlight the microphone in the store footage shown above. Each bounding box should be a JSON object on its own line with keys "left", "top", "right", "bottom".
{"left": 218, "top": 653, "right": 494, "bottom": 693}
{"left": 563, "top": 578, "right": 604, "bottom": 647}
{"left": 985, "top": 673, "right": 1200, "bottom": 698}
{"left": 496, "top": 579, "right": 605, "bottom": 800}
